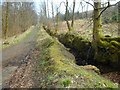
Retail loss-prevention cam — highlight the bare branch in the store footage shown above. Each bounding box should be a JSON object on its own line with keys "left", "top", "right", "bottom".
{"left": 83, "top": 0, "right": 95, "bottom": 9}
{"left": 97, "top": 1, "right": 119, "bottom": 9}
{"left": 97, "top": 1, "right": 119, "bottom": 19}
{"left": 56, "top": 1, "right": 65, "bottom": 10}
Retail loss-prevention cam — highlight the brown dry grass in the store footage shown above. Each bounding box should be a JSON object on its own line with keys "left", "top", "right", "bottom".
{"left": 57, "top": 19, "right": 118, "bottom": 40}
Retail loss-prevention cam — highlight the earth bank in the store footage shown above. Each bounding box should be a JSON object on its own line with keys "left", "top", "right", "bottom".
{"left": 35, "top": 27, "right": 118, "bottom": 88}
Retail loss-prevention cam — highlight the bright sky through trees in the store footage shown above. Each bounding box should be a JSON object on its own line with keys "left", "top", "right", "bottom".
{"left": 34, "top": 0, "right": 118, "bottom": 17}
{"left": 1, "top": 0, "right": 118, "bottom": 17}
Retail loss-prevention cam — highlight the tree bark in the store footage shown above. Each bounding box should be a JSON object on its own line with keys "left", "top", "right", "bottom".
{"left": 4, "top": 2, "right": 9, "bottom": 39}
{"left": 118, "top": 1, "right": 120, "bottom": 36}
{"left": 93, "top": 0, "right": 102, "bottom": 59}
{"left": 47, "top": 0, "right": 49, "bottom": 18}
{"left": 80, "top": 2, "right": 83, "bottom": 19}
{"left": 65, "top": 0, "right": 76, "bottom": 31}
{"left": 71, "top": 0, "right": 75, "bottom": 29}
{"left": 65, "top": 0, "right": 71, "bottom": 31}
{"left": 51, "top": 2, "right": 54, "bottom": 22}
{"left": 44, "top": 1, "right": 47, "bottom": 18}
{"left": 55, "top": 8, "right": 59, "bottom": 34}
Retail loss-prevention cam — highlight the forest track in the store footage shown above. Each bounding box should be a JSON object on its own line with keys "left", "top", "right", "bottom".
{"left": 4, "top": 49, "right": 40, "bottom": 88}
{"left": 1, "top": 26, "right": 40, "bottom": 88}
{"left": 2, "top": 26, "right": 38, "bottom": 68}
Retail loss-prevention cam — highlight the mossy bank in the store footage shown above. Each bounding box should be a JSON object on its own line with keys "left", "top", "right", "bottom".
{"left": 58, "top": 32, "right": 120, "bottom": 68}
{"left": 35, "top": 27, "right": 118, "bottom": 88}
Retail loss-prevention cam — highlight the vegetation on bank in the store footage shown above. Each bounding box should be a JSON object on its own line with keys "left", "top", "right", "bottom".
{"left": 58, "top": 32, "right": 120, "bottom": 68}
{"left": 1, "top": 0, "right": 119, "bottom": 88}
{"left": 35, "top": 28, "right": 118, "bottom": 88}
{"left": 95, "top": 37, "right": 120, "bottom": 67}
{"left": 1, "top": 26, "right": 34, "bottom": 50}
{"left": 43, "top": 16, "right": 120, "bottom": 67}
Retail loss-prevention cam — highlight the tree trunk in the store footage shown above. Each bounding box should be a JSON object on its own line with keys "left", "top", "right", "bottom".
{"left": 51, "top": 2, "right": 55, "bottom": 26}
{"left": 4, "top": 2, "right": 9, "bottom": 39}
{"left": 80, "top": 2, "right": 83, "bottom": 19}
{"left": 47, "top": 0, "right": 49, "bottom": 18}
{"left": 55, "top": 8, "right": 59, "bottom": 35}
{"left": 44, "top": 1, "right": 47, "bottom": 18}
{"left": 71, "top": 0, "right": 75, "bottom": 29}
{"left": 118, "top": 1, "right": 120, "bottom": 36}
{"left": 65, "top": 0, "right": 71, "bottom": 31}
{"left": 92, "top": 0, "right": 102, "bottom": 59}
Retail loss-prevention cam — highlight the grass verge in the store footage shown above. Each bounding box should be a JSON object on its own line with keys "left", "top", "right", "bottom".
{"left": 1, "top": 26, "right": 34, "bottom": 50}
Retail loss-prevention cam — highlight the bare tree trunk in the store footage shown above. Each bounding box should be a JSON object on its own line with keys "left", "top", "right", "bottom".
{"left": 47, "top": 0, "right": 49, "bottom": 18}
{"left": 71, "top": 0, "right": 75, "bottom": 29}
{"left": 51, "top": 2, "right": 56, "bottom": 29}
{"left": 51, "top": 2, "right": 54, "bottom": 22}
{"left": 85, "top": 0, "right": 90, "bottom": 18}
{"left": 118, "top": 1, "right": 120, "bottom": 36}
{"left": 65, "top": 0, "right": 71, "bottom": 31}
{"left": 55, "top": 8, "right": 59, "bottom": 34}
{"left": 4, "top": 2, "right": 9, "bottom": 39}
{"left": 92, "top": 0, "right": 102, "bottom": 59}
{"left": 65, "top": 0, "right": 76, "bottom": 32}
{"left": 80, "top": 2, "right": 83, "bottom": 19}
{"left": 44, "top": 1, "right": 47, "bottom": 18}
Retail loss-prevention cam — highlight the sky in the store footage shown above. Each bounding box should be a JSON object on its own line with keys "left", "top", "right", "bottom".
{"left": 34, "top": 0, "right": 93, "bottom": 15}
{"left": 34, "top": 0, "right": 119, "bottom": 17}
{"left": 1, "top": 0, "right": 119, "bottom": 16}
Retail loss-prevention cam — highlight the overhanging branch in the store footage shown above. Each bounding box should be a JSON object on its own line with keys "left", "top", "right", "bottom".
{"left": 96, "top": 1, "right": 119, "bottom": 19}
{"left": 83, "top": 0, "right": 95, "bottom": 9}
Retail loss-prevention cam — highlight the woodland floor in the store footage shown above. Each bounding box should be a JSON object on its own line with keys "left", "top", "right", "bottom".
{"left": 1, "top": 25, "right": 120, "bottom": 88}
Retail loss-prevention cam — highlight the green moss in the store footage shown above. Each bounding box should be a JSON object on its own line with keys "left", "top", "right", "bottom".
{"left": 58, "top": 32, "right": 93, "bottom": 63}
{"left": 58, "top": 31, "right": 120, "bottom": 68}
{"left": 93, "top": 38, "right": 120, "bottom": 67}
{"left": 35, "top": 29, "right": 118, "bottom": 88}
{"left": 101, "top": 37, "right": 120, "bottom": 42}
{"left": 98, "top": 40, "right": 110, "bottom": 47}
{"left": 110, "top": 40, "right": 120, "bottom": 48}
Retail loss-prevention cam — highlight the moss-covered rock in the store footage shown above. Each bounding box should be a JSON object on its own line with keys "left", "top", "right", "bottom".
{"left": 35, "top": 29, "right": 118, "bottom": 88}
{"left": 101, "top": 37, "right": 120, "bottom": 42}
{"left": 58, "top": 32, "right": 120, "bottom": 68}
{"left": 95, "top": 37, "right": 120, "bottom": 68}
{"left": 110, "top": 40, "right": 120, "bottom": 48}
{"left": 58, "top": 32, "right": 94, "bottom": 65}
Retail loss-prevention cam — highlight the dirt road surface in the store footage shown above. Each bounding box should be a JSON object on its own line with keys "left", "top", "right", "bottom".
{"left": 1, "top": 26, "right": 40, "bottom": 88}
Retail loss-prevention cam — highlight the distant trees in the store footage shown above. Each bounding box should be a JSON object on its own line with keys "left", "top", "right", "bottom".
{"left": 39, "top": 0, "right": 49, "bottom": 27}
{"left": 40, "top": 0, "right": 119, "bottom": 37}
{"left": 2, "top": 2, "right": 38, "bottom": 39}
{"left": 80, "top": 2, "right": 84, "bottom": 19}
{"left": 19, "top": 2, "right": 37, "bottom": 32}
{"left": 40, "top": 0, "right": 64, "bottom": 35}
{"left": 65, "top": 0, "right": 76, "bottom": 31}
